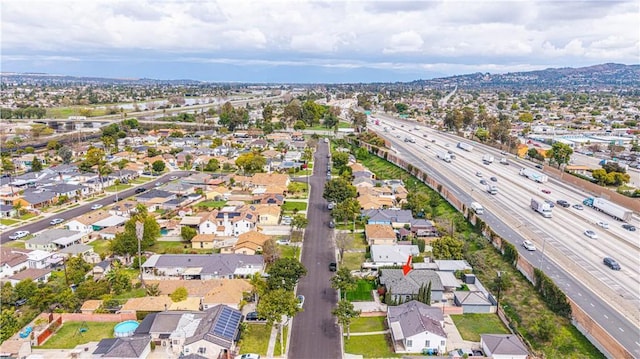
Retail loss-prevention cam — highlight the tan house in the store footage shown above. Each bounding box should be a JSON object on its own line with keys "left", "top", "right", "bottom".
{"left": 358, "top": 194, "right": 395, "bottom": 210}
{"left": 80, "top": 299, "right": 103, "bottom": 314}
{"left": 144, "top": 279, "right": 252, "bottom": 310}
{"left": 120, "top": 296, "right": 200, "bottom": 314}
{"left": 191, "top": 234, "right": 217, "bottom": 249}
{"left": 223, "top": 230, "right": 270, "bottom": 255}
{"left": 205, "top": 185, "right": 231, "bottom": 201}
{"left": 365, "top": 224, "right": 397, "bottom": 245}
{"left": 251, "top": 204, "right": 281, "bottom": 225}
{"left": 250, "top": 173, "right": 290, "bottom": 189}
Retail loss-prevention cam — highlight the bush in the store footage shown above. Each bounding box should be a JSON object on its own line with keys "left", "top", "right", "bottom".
{"left": 170, "top": 287, "right": 188, "bottom": 302}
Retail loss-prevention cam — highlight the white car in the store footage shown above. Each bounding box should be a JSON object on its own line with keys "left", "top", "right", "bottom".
{"left": 49, "top": 218, "right": 64, "bottom": 225}
{"left": 90, "top": 204, "right": 103, "bottom": 210}
{"left": 297, "top": 295, "right": 305, "bottom": 308}
{"left": 522, "top": 240, "right": 536, "bottom": 251}
{"left": 584, "top": 230, "right": 598, "bottom": 239}
{"left": 9, "top": 231, "right": 30, "bottom": 240}
{"left": 235, "top": 354, "right": 261, "bottom": 359}
{"left": 596, "top": 221, "right": 609, "bottom": 229}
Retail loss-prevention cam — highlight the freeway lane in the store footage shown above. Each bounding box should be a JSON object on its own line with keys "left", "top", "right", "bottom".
{"left": 0, "top": 171, "right": 193, "bottom": 244}
{"left": 288, "top": 141, "right": 341, "bottom": 359}
{"left": 380, "top": 132, "right": 639, "bottom": 358}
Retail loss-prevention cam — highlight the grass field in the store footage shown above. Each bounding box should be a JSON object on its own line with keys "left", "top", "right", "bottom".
{"left": 131, "top": 177, "right": 153, "bottom": 184}
{"left": 450, "top": 314, "right": 510, "bottom": 342}
{"left": 349, "top": 316, "right": 386, "bottom": 333}
{"left": 197, "top": 200, "right": 227, "bottom": 208}
{"left": 2, "top": 240, "right": 25, "bottom": 249}
{"left": 279, "top": 244, "right": 300, "bottom": 260}
{"left": 149, "top": 241, "right": 191, "bottom": 254}
{"left": 344, "top": 334, "right": 401, "bottom": 358}
{"left": 281, "top": 201, "right": 307, "bottom": 212}
{"left": 37, "top": 321, "right": 117, "bottom": 349}
{"left": 346, "top": 280, "right": 375, "bottom": 302}
{"left": 273, "top": 325, "right": 289, "bottom": 356}
{"left": 341, "top": 252, "right": 365, "bottom": 271}
{"left": 0, "top": 218, "right": 19, "bottom": 225}
{"left": 237, "top": 323, "right": 271, "bottom": 356}
{"left": 89, "top": 239, "right": 111, "bottom": 257}
{"left": 104, "top": 184, "right": 133, "bottom": 192}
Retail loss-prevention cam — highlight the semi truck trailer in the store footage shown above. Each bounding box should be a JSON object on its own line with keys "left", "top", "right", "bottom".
{"left": 519, "top": 168, "right": 548, "bottom": 183}
{"left": 531, "top": 198, "right": 552, "bottom": 218}
{"left": 583, "top": 197, "right": 632, "bottom": 222}
{"left": 457, "top": 142, "right": 474, "bottom": 152}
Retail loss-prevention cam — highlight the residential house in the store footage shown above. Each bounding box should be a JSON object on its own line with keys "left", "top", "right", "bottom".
{"left": 480, "top": 334, "right": 529, "bottom": 359}
{"left": 109, "top": 200, "right": 139, "bottom": 217}
{"left": 42, "top": 183, "right": 89, "bottom": 200}
{"left": 141, "top": 253, "right": 264, "bottom": 280}
{"left": 135, "top": 189, "right": 177, "bottom": 210}
{"left": 223, "top": 230, "right": 270, "bottom": 255}
{"left": 205, "top": 185, "right": 231, "bottom": 201}
{"left": 120, "top": 296, "right": 201, "bottom": 314}
{"left": 362, "top": 209, "right": 414, "bottom": 228}
{"left": 453, "top": 291, "right": 494, "bottom": 313}
{"left": 0, "top": 247, "right": 30, "bottom": 278}
{"left": 163, "top": 182, "right": 195, "bottom": 196}
{"left": 252, "top": 193, "right": 285, "bottom": 206}
{"left": 143, "top": 279, "right": 252, "bottom": 310}
{"left": 251, "top": 204, "right": 281, "bottom": 225}
{"left": 357, "top": 193, "right": 395, "bottom": 210}
{"left": 91, "top": 260, "right": 112, "bottom": 280}
{"left": 25, "top": 229, "right": 84, "bottom": 251}
{"left": 368, "top": 245, "right": 420, "bottom": 269}
{"left": 26, "top": 250, "right": 56, "bottom": 269}
{"left": 248, "top": 173, "right": 290, "bottom": 195}
{"left": 0, "top": 204, "right": 17, "bottom": 218}
{"left": 410, "top": 218, "right": 439, "bottom": 238}
{"left": 191, "top": 234, "right": 218, "bottom": 249}
{"left": 387, "top": 300, "right": 447, "bottom": 354}
{"left": 379, "top": 269, "right": 444, "bottom": 303}
{"left": 80, "top": 299, "right": 103, "bottom": 314}
{"left": 93, "top": 336, "right": 152, "bottom": 359}
{"left": 364, "top": 224, "right": 397, "bottom": 245}
{"left": 66, "top": 210, "right": 111, "bottom": 234}
{"left": 8, "top": 268, "right": 52, "bottom": 285}
{"left": 58, "top": 244, "right": 97, "bottom": 263}
{"left": 15, "top": 189, "right": 57, "bottom": 209}
{"left": 198, "top": 207, "right": 257, "bottom": 236}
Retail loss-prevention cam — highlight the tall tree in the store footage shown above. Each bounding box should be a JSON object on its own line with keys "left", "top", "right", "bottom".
{"left": 323, "top": 178, "right": 357, "bottom": 204}
{"left": 30, "top": 157, "right": 43, "bottom": 172}
{"left": 266, "top": 258, "right": 307, "bottom": 291}
{"left": 332, "top": 300, "right": 361, "bottom": 339}
{"left": 330, "top": 268, "right": 357, "bottom": 300}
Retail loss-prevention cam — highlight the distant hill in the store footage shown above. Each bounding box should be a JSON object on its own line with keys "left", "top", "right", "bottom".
{"left": 411, "top": 63, "right": 640, "bottom": 90}
{"left": 2, "top": 63, "right": 639, "bottom": 89}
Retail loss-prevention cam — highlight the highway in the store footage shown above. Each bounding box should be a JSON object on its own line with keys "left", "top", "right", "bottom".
{"left": 0, "top": 171, "right": 193, "bottom": 244}
{"left": 370, "top": 113, "right": 640, "bottom": 358}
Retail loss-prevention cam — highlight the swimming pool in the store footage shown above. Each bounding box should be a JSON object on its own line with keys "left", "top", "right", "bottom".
{"left": 114, "top": 320, "right": 139, "bottom": 337}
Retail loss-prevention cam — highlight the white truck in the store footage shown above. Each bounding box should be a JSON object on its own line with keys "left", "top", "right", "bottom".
{"left": 470, "top": 202, "right": 484, "bottom": 215}
{"left": 404, "top": 137, "right": 416, "bottom": 143}
{"left": 437, "top": 151, "right": 452, "bottom": 163}
{"left": 531, "top": 198, "right": 552, "bottom": 218}
{"left": 499, "top": 157, "right": 508, "bottom": 165}
{"left": 519, "top": 167, "right": 548, "bottom": 183}
{"left": 482, "top": 154, "right": 494, "bottom": 164}
{"left": 583, "top": 197, "right": 632, "bottom": 222}
{"left": 457, "top": 142, "right": 474, "bottom": 152}
{"left": 486, "top": 184, "right": 498, "bottom": 195}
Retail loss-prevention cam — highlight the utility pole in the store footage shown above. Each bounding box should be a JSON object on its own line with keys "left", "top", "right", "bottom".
{"left": 136, "top": 221, "right": 145, "bottom": 288}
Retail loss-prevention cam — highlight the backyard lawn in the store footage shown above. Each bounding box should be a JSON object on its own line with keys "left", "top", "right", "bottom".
{"left": 344, "top": 334, "right": 401, "bottom": 358}
{"left": 150, "top": 241, "right": 193, "bottom": 254}
{"left": 197, "top": 200, "right": 227, "bottom": 209}
{"left": 345, "top": 280, "right": 375, "bottom": 302}
{"left": 2, "top": 240, "right": 25, "bottom": 249}
{"left": 89, "top": 239, "right": 111, "bottom": 257}
{"left": 37, "top": 321, "right": 117, "bottom": 349}
{"left": 349, "top": 316, "right": 386, "bottom": 333}
{"left": 281, "top": 201, "right": 307, "bottom": 212}
{"left": 450, "top": 313, "right": 510, "bottom": 342}
{"left": 341, "top": 252, "right": 365, "bottom": 271}
{"left": 237, "top": 323, "right": 271, "bottom": 356}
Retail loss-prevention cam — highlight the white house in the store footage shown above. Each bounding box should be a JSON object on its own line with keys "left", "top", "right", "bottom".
{"left": 65, "top": 210, "right": 111, "bottom": 234}
{"left": 481, "top": 334, "right": 529, "bottom": 359}
{"left": 387, "top": 300, "right": 447, "bottom": 354}
{"left": 0, "top": 248, "right": 30, "bottom": 279}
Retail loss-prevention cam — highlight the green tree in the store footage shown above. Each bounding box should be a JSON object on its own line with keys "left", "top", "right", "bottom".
{"left": 2, "top": 157, "right": 15, "bottom": 174}
{"left": 394, "top": 103, "right": 408, "bottom": 113}
{"left": 204, "top": 158, "right": 220, "bottom": 172}
{"left": 58, "top": 146, "right": 73, "bottom": 164}
{"left": 110, "top": 205, "right": 161, "bottom": 258}
{"left": 47, "top": 140, "right": 61, "bottom": 151}
{"left": 518, "top": 112, "right": 534, "bottom": 122}
{"left": 0, "top": 309, "right": 20, "bottom": 342}
{"left": 332, "top": 300, "right": 361, "bottom": 339}
{"left": 235, "top": 152, "right": 266, "bottom": 174}
{"left": 332, "top": 198, "right": 360, "bottom": 224}
{"left": 431, "top": 236, "right": 464, "bottom": 259}
{"left": 293, "top": 120, "right": 306, "bottom": 130}
{"left": 331, "top": 151, "right": 350, "bottom": 172}
{"left": 330, "top": 268, "right": 357, "bottom": 300}
{"left": 170, "top": 287, "right": 188, "bottom": 302}
{"left": 256, "top": 287, "right": 301, "bottom": 355}
{"left": 181, "top": 226, "right": 197, "bottom": 241}
{"left": 75, "top": 279, "right": 110, "bottom": 300}
{"left": 30, "top": 157, "right": 43, "bottom": 172}
{"left": 291, "top": 214, "right": 308, "bottom": 230}
{"left": 146, "top": 283, "right": 161, "bottom": 296}
{"left": 152, "top": 160, "right": 165, "bottom": 174}
{"left": 66, "top": 256, "right": 92, "bottom": 285}
{"left": 261, "top": 238, "right": 281, "bottom": 265}
{"left": 262, "top": 104, "right": 274, "bottom": 122}
{"left": 323, "top": 178, "right": 357, "bottom": 204}
{"left": 547, "top": 142, "right": 573, "bottom": 168}
{"left": 266, "top": 258, "right": 307, "bottom": 291}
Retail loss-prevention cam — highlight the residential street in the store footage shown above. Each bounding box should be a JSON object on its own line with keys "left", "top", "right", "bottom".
{"left": 288, "top": 141, "right": 341, "bottom": 359}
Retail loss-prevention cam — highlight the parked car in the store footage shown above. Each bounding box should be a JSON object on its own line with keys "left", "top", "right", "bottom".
{"left": 328, "top": 220, "right": 335, "bottom": 228}
{"left": 522, "top": 240, "right": 536, "bottom": 251}
{"left": 544, "top": 200, "right": 555, "bottom": 208}
{"left": 235, "top": 354, "right": 261, "bottom": 359}
{"left": 535, "top": 164, "right": 543, "bottom": 169}
{"left": 329, "top": 262, "right": 337, "bottom": 272}
{"left": 584, "top": 230, "right": 598, "bottom": 239}
{"left": 90, "top": 204, "right": 103, "bottom": 210}
{"left": 49, "top": 218, "right": 64, "bottom": 225}
{"left": 244, "top": 312, "right": 265, "bottom": 321}
{"left": 14, "top": 298, "right": 27, "bottom": 307}
{"left": 135, "top": 187, "right": 147, "bottom": 194}
{"left": 572, "top": 204, "right": 584, "bottom": 210}
{"left": 297, "top": 295, "right": 305, "bottom": 308}
{"left": 169, "top": 176, "right": 178, "bottom": 180}
{"left": 556, "top": 200, "right": 570, "bottom": 208}
{"left": 596, "top": 221, "right": 609, "bottom": 229}
{"left": 622, "top": 224, "right": 636, "bottom": 231}
{"left": 9, "top": 231, "right": 29, "bottom": 240}
{"left": 603, "top": 257, "right": 621, "bottom": 270}
{"left": 490, "top": 177, "right": 498, "bottom": 182}
{"left": 541, "top": 189, "right": 551, "bottom": 194}
{"left": 480, "top": 179, "right": 487, "bottom": 185}
{"left": 475, "top": 172, "right": 482, "bottom": 177}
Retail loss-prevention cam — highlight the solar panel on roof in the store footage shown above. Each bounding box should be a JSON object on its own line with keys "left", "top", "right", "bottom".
{"left": 211, "top": 307, "right": 241, "bottom": 340}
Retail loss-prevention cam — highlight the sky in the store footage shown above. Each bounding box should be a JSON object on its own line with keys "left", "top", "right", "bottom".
{"left": 1, "top": 0, "right": 639, "bottom": 83}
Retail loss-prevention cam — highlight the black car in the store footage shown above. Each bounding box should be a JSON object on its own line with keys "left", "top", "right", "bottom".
{"left": 556, "top": 200, "right": 570, "bottom": 208}
{"left": 622, "top": 224, "right": 636, "bottom": 232}
{"left": 603, "top": 257, "right": 621, "bottom": 270}
{"left": 490, "top": 177, "right": 498, "bottom": 182}
{"left": 245, "top": 311, "right": 265, "bottom": 321}
{"left": 135, "top": 187, "right": 147, "bottom": 194}
{"left": 328, "top": 220, "right": 335, "bottom": 228}
{"left": 329, "top": 262, "right": 337, "bottom": 272}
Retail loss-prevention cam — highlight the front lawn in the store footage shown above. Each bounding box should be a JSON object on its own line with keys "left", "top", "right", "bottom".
{"left": 450, "top": 313, "right": 510, "bottom": 342}
{"left": 346, "top": 280, "right": 375, "bottom": 302}
{"left": 130, "top": 177, "right": 153, "bottom": 184}
{"left": 273, "top": 325, "right": 289, "bottom": 356}
{"left": 281, "top": 201, "right": 307, "bottom": 212}
{"left": 104, "top": 184, "right": 133, "bottom": 192}
{"left": 342, "top": 252, "right": 365, "bottom": 271}
{"left": 149, "top": 241, "right": 191, "bottom": 254}
{"left": 3, "top": 240, "right": 25, "bottom": 249}
{"left": 37, "top": 321, "right": 117, "bottom": 349}
{"left": 237, "top": 323, "right": 271, "bottom": 356}
{"left": 349, "top": 316, "right": 386, "bottom": 333}
{"left": 0, "top": 218, "right": 19, "bottom": 225}
{"left": 344, "top": 334, "right": 401, "bottom": 358}
{"left": 279, "top": 244, "right": 300, "bottom": 260}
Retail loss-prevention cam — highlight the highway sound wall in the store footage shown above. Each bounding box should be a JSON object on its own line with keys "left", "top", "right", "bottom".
{"left": 352, "top": 139, "right": 632, "bottom": 359}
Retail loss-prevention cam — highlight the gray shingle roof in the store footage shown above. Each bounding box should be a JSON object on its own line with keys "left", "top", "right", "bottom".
{"left": 94, "top": 336, "right": 150, "bottom": 358}
{"left": 184, "top": 305, "right": 241, "bottom": 349}
{"left": 136, "top": 189, "right": 175, "bottom": 199}
{"left": 22, "top": 190, "right": 56, "bottom": 205}
{"left": 481, "top": 334, "right": 529, "bottom": 356}
{"left": 142, "top": 254, "right": 263, "bottom": 277}
{"left": 454, "top": 291, "right": 492, "bottom": 306}
{"left": 28, "top": 229, "right": 82, "bottom": 245}
{"left": 362, "top": 209, "right": 414, "bottom": 223}
{"left": 387, "top": 300, "right": 446, "bottom": 338}
{"left": 379, "top": 269, "right": 444, "bottom": 295}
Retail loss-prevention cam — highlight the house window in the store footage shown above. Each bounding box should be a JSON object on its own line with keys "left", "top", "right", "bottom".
{"left": 440, "top": 340, "right": 445, "bottom": 347}
{"left": 172, "top": 340, "right": 179, "bottom": 345}
{"left": 425, "top": 340, "right": 430, "bottom": 347}
{"left": 198, "top": 347, "right": 206, "bottom": 354}
{"left": 184, "top": 348, "right": 189, "bottom": 353}
{"left": 405, "top": 295, "right": 411, "bottom": 301}
{"left": 206, "top": 223, "right": 210, "bottom": 228}
{"left": 406, "top": 340, "right": 412, "bottom": 348}
{"left": 200, "top": 242, "right": 203, "bottom": 248}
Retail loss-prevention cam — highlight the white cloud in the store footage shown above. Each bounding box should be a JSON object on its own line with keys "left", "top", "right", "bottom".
{"left": 383, "top": 31, "right": 424, "bottom": 54}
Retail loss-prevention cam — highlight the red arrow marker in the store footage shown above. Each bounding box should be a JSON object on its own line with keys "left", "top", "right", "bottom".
{"left": 402, "top": 255, "right": 413, "bottom": 276}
